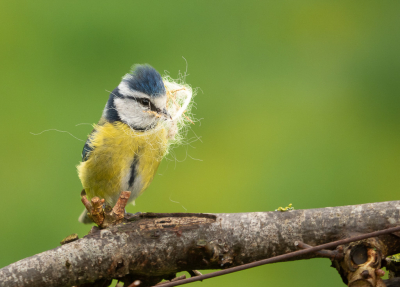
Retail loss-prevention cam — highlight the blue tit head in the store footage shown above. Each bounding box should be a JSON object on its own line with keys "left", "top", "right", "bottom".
{"left": 103, "top": 64, "right": 170, "bottom": 130}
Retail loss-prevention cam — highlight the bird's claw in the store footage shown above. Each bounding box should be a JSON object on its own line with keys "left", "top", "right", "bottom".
{"left": 81, "top": 190, "right": 131, "bottom": 228}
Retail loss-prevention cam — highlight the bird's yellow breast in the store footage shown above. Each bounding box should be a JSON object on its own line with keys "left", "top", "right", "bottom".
{"left": 77, "top": 121, "right": 168, "bottom": 206}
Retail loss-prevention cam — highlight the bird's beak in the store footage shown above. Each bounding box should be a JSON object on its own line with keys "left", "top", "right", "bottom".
{"left": 157, "top": 108, "right": 172, "bottom": 120}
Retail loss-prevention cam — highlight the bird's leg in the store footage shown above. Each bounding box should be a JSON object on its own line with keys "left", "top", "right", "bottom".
{"left": 111, "top": 191, "right": 130, "bottom": 221}
{"left": 80, "top": 189, "right": 92, "bottom": 213}
{"left": 90, "top": 197, "right": 105, "bottom": 226}
{"left": 81, "top": 190, "right": 105, "bottom": 226}
{"left": 101, "top": 191, "right": 131, "bottom": 228}
{"left": 81, "top": 190, "right": 131, "bottom": 228}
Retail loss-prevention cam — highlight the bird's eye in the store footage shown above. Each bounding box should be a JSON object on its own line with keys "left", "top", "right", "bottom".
{"left": 140, "top": 98, "right": 150, "bottom": 107}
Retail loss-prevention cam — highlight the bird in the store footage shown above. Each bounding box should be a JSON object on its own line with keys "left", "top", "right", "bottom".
{"left": 77, "top": 64, "right": 172, "bottom": 224}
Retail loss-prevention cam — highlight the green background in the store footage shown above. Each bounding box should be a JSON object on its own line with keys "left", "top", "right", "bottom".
{"left": 1, "top": 1, "right": 400, "bottom": 286}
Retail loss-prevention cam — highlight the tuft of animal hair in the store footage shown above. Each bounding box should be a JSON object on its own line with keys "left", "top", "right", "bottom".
{"left": 161, "top": 73, "right": 197, "bottom": 155}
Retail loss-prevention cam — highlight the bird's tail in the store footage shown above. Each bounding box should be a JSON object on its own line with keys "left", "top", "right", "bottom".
{"left": 78, "top": 209, "right": 93, "bottom": 224}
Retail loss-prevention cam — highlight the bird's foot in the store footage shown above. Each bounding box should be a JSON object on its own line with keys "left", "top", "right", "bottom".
{"left": 81, "top": 190, "right": 131, "bottom": 228}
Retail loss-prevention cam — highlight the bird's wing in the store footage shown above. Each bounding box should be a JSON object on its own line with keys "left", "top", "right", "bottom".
{"left": 81, "top": 128, "right": 97, "bottom": 162}
{"left": 81, "top": 118, "right": 108, "bottom": 161}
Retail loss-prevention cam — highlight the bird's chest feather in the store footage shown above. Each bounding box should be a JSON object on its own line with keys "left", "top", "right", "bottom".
{"left": 77, "top": 122, "right": 168, "bottom": 206}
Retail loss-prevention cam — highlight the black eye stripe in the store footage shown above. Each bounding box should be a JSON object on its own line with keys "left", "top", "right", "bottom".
{"left": 126, "top": 96, "right": 149, "bottom": 104}
{"left": 126, "top": 96, "right": 142, "bottom": 101}
{"left": 126, "top": 96, "right": 158, "bottom": 112}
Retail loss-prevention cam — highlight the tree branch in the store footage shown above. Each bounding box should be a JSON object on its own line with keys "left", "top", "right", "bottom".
{"left": 1, "top": 201, "right": 400, "bottom": 287}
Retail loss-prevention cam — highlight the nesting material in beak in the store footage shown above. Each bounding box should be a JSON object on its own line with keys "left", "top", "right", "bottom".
{"left": 143, "top": 108, "right": 172, "bottom": 120}
{"left": 162, "top": 74, "right": 196, "bottom": 147}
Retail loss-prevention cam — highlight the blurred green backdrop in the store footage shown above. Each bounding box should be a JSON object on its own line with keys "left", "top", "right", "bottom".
{"left": 1, "top": 1, "right": 400, "bottom": 286}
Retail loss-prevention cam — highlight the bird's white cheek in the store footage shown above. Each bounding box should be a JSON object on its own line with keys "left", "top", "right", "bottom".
{"left": 114, "top": 98, "right": 156, "bottom": 129}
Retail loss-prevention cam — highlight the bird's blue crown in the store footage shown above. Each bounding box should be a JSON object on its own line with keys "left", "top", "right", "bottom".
{"left": 123, "top": 64, "right": 166, "bottom": 97}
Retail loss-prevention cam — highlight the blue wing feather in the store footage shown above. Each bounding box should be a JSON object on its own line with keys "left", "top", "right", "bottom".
{"left": 81, "top": 129, "right": 97, "bottom": 162}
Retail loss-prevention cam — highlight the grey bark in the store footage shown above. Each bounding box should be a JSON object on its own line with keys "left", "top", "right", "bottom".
{"left": 1, "top": 201, "right": 400, "bottom": 287}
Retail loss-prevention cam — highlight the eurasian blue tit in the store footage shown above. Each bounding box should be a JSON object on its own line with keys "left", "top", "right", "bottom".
{"left": 77, "top": 65, "right": 173, "bottom": 224}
